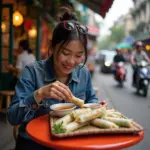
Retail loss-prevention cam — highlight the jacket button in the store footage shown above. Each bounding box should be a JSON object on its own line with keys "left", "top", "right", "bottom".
{"left": 32, "top": 104, "right": 38, "bottom": 109}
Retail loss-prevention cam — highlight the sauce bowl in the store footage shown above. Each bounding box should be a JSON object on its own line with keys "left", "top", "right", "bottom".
{"left": 50, "top": 103, "right": 76, "bottom": 117}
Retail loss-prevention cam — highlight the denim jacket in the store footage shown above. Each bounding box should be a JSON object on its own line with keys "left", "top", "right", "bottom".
{"left": 7, "top": 57, "right": 98, "bottom": 139}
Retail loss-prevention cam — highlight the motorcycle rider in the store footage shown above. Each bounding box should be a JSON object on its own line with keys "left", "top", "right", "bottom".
{"left": 113, "top": 48, "right": 126, "bottom": 63}
{"left": 113, "top": 48, "right": 126, "bottom": 75}
{"left": 130, "top": 41, "right": 150, "bottom": 86}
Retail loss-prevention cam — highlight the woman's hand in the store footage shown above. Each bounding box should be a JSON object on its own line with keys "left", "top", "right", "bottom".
{"left": 99, "top": 100, "right": 108, "bottom": 107}
{"left": 35, "top": 81, "right": 72, "bottom": 103}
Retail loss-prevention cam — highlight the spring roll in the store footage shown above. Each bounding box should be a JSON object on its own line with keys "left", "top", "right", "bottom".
{"left": 68, "top": 96, "right": 84, "bottom": 108}
{"left": 71, "top": 108, "right": 92, "bottom": 118}
{"left": 105, "top": 112, "right": 123, "bottom": 118}
{"left": 103, "top": 117, "right": 133, "bottom": 127}
{"left": 55, "top": 114, "right": 74, "bottom": 126}
{"left": 65, "top": 121, "right": 89, "bottom": 132}
{"left": 91, "top": 118, "right": 119, "bottom": 129}
{"left": 75, "top": 107, "right": 106, "bottom": 123}
{"left": 107, "top": 109, "right": 116, "bottom": 112}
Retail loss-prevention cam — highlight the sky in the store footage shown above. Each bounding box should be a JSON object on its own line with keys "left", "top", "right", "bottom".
{"left": 95, "top": 0, "right": 134, "bottom": 37}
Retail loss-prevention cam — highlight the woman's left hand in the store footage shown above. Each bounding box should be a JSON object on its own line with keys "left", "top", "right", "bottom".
{"left": 99, "top": 100, "right": 108, "bottom": 107}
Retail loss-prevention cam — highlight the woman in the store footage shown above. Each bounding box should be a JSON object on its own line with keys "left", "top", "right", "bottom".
{"left": 8, "top": 12, "right": 106, "bottom": 150}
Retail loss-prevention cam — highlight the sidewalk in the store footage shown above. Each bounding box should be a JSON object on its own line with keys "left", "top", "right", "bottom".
{"left": 0, "top": 113, "right": 15, "bottom": 150}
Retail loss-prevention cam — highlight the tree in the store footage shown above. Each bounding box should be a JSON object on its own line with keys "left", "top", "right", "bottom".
{"left": 98, "top": 35, "right": 112, "bottom": 50}
{"left": 98, "top": 24, "right": 125, "bottom": 50}
{"left": 110, "top": 25, "right": 125, "bottom": 43}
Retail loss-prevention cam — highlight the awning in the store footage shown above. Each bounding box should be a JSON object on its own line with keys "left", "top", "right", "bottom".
{"left": 78, "top": 0, "right": 114, "bottom": 18}
{"left": 115, "top": 42, "right": 132, "bottom": 49}
{"left": 87, "top": 25, "right": 99, "bottom": 36}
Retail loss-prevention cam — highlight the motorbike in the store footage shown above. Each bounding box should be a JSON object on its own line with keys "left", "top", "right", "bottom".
{"left": 114, "top": 62, "right": 126, "bottom": 87}
{"left": 134, "top": 61, "right": 150, "bottom": 97}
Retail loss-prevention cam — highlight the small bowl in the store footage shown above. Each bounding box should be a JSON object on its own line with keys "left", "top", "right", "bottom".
{"left": 50, "top": 103, "right": 76, "bottom": 117}
{"left": 84, "top": 103, "right": 102, "bottom": 109}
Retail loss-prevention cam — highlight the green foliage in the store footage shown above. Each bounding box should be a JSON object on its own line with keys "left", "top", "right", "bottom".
{"left": 110, "top": 25, "right": 125, "bottom": 43}
{"left": 52, "top": 121, "right": 66, "bottom": 134}
{"left": 130, "top": 29, "right": 138, "bottom": 37}
{"left": 98, "top": 36, "right": 112, "bottom": 50}
{"left": 98, "top": 25, "right": 125, "bottom": 50}
{"left": 136, "top": 22, "right": 146, "bottom": 32}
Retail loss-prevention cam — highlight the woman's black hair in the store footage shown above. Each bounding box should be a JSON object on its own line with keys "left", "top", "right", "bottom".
{"left": 19, "top": 40, "right": 33, "bottom": 54}
{"left": 50, "top": 11, "right": 88, "bottom": 65}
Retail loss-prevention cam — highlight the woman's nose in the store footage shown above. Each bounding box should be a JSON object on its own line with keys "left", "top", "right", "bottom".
{"left": 67, "top": 56, "right": 76, "bottom": 65}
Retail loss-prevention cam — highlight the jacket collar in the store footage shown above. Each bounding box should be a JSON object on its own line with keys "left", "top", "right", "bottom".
{"left": 44, "top": 56, "right": 80, "bottom": 83}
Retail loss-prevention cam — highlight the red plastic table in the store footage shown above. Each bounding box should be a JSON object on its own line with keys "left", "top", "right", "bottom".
{"left": 26, "top": 114, "right": 144, "bottom": 150}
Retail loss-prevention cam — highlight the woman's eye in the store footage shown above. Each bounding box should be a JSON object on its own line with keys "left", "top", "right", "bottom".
{"left": 62, "top": 52, "right": 70, "bottom": 55}
{"left": 76, "top": 55, "right": 82, "bottom": 58}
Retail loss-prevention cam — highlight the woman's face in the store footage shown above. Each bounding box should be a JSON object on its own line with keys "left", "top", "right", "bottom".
{"left": 53, "top": 40, "right": 85, "bottom": 77}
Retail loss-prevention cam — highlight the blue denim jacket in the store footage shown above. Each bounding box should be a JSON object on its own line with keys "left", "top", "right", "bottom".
{"left": 7, "top": 57, "right": 98, "bottom": 139}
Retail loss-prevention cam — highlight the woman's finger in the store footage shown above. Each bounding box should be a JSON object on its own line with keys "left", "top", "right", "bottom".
{"left": 50, "top": 87, "right": 66, "bottom": 100}
{"left": 100, "top": 100, "right": 108, "bottom": 108}
{"left": 51, "top": 83, "right": 72, "bottom": 100}
{"left": 49, "top": 92, "right": 63, "bottom": 101}
{"left": 56, "top": 81, "right": 72, "bottom": 97}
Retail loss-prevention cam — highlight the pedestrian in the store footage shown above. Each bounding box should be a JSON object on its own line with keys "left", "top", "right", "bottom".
{"left": 7, "top": 39, "right": 36, "bottom": 77}
{"left": 7, "top": 11, "right": 106, "bottom": 150}
{"left": 7, "top": 39, "right": 36, "bottom": 89}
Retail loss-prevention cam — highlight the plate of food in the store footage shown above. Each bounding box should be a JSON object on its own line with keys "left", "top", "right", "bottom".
{"left": 49, "top": 107, "right": 143, "bottom": 138}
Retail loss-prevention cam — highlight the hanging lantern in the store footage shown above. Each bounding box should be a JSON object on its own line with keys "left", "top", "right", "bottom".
{"left": 24, "top": 19, "right": 33, "bottom": 31}
{"left": 1, "top": 22, "right": 6, "bottom": 32}
{"left": 28, "top": 27, "right": 37, "bottom": 38}
{"left": 13, "top": 11, "right": 24, "bottom": 27}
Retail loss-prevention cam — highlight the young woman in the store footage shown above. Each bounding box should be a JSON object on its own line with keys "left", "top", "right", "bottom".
{"left": 8, "top": 12, "right": 105, "bottom": 150}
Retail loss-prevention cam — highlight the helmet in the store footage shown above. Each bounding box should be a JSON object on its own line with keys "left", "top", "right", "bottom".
{"left": 135, "top": 41, "right": 143, "bottom": 47}
{"left": 116, "top": 48, "right": 121, "bottom": 52}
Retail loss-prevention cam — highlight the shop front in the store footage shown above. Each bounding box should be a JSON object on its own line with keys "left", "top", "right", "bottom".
{"left": 0, "top": 0, "right": 53, "bottom": 90}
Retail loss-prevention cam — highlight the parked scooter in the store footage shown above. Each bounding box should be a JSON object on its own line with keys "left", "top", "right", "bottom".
{"left": 114, "top": 62, "right": 126, "bottom": 87}
{"left": 134, "top": 60, "right": 150, "bottom": 97}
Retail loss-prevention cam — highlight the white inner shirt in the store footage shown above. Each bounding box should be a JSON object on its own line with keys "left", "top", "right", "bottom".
{"left": 16, "top": 51, "right": 36, "bottom": 70}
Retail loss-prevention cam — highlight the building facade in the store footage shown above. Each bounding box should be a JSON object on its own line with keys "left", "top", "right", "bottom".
{"left": 131, "top": 0, "right": 150, "bottom": 55}
{"left": 114, "top": 11, "right": 135, "bottom": 37}
{"left": 132, "top": 0, "right": 150, "bottom": 42}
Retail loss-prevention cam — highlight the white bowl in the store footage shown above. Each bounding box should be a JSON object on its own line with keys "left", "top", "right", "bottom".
{"left": 84, "top": 103, "right": 102, "bottom": 109}
{"left": 50, "top": 103, "right": 76, "bottom": 117}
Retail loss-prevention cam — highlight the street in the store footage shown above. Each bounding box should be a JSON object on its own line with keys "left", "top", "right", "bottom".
{"left": 92, "top": 64, "right": 150, "bottom": 150}
{"left": 0, "top": 64, "right": 150, "bottom": 150}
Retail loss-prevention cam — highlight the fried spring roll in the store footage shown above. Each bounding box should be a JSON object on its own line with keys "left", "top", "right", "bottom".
{"left": 65, "top": 121, "right": 89, "bottom": 132}
{"left": 105, "top": 112, "right": 123, "bottom": 118}
{"left": 107, "top": 109, "right": 116, "bottom": 112}
{"left": 91, "top": 118, "right": 119, "bottom": 129}
{"left": 55, "top": 114, "right": 74, "bottom": 125}
{"left": 71, "top": 108, "right": 92, "bottom": 118}
{"left": 103, "top": 117, "right": 133, "bottom": 127}
{"left": 68, "top": 96, "right": 84, "bottom": 108}
{"left": 75, "top": 107, "right": 106, "bottom": 123}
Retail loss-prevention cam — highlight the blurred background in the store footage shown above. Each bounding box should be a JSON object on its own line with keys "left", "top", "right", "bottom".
{"left": 0, "top": 0, "right": 150, "bottom": 150}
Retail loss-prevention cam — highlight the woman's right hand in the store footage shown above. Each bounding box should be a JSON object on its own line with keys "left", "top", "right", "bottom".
{"left": 35, "top": 81, "right": 72, "bottom": 103}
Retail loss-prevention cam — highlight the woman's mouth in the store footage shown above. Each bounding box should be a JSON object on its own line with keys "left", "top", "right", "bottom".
{"left": 63, "top": 65, "right": 73, "bottom": 70}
